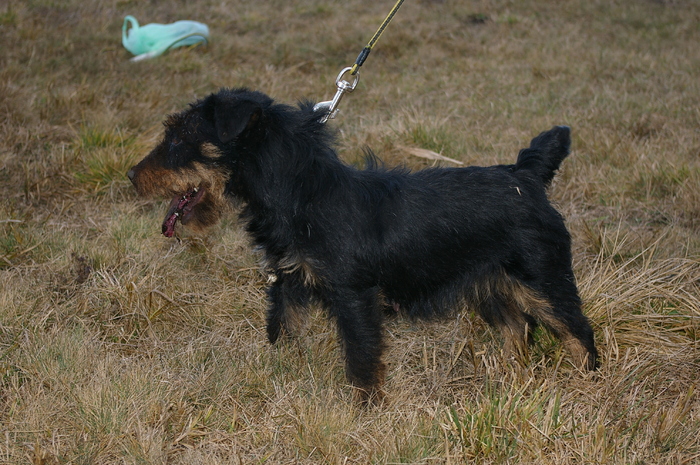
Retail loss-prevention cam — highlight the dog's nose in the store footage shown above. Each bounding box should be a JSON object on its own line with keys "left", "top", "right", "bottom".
{"left": 127, "top": 169, "right": 135, "bottom": 181}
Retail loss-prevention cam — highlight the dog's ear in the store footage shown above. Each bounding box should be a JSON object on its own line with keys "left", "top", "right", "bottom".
{"left": 211, "top": 96, "right": 262, "bottom": 144}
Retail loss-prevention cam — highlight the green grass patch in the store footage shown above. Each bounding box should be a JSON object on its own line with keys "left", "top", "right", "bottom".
{"left": 73, "top": 126, "right": 140, "bottom": 192}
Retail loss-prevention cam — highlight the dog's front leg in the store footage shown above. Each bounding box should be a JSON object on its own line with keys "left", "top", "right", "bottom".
{"left": 266, "top": 272, "right": 310, "bottom": 344}
{"left": 329, "top": 288, "right": 386, "bottom": 403}
{"left": 266, "top": 275, "right": 286, "bottom": 344}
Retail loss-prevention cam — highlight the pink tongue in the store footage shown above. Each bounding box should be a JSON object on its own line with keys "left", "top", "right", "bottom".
{"left": 162, "top": 212, "right": 178, "bottom": 237}
{"left": 162, "top": 195, "right": 183, "bottom": 237}
{"left": 161, "top": 188, "right": 202, "bottom": 237}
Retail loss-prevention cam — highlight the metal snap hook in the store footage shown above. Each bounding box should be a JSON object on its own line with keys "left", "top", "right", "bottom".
{"left": 313, "top": 67, "right": 361, "bottom": 123}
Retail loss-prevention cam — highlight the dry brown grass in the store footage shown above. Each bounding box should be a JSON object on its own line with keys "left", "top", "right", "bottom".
{"left": 1, "top": 0, "right": 699, "bottom": 463}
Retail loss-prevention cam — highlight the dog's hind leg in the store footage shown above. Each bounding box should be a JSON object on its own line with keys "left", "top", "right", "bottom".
{"left": 527, "top": 279, "right": 598, "bottom": 371}
{"left": 475, "top": 280, "right": 540, "bottom": 365}
{"left": 467, "top": 272, "right": 553, "bottom": 364}
{"left": 327, "top": 287, "right": 386, "bottom": 403}
{"left": 266, "top": 273, "right": 311, "bottom": 344}
{"left": 476, "top": 273, "right": 597, "bottom": 370}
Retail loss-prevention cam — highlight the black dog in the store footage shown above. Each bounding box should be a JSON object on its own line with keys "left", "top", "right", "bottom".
{"left": 128, "top": 88, "right": 598, "bottom": 401}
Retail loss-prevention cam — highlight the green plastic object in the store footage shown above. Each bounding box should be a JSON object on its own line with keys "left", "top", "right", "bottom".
{"left": 122, "top": 15, "right": 210, "bottom": 61}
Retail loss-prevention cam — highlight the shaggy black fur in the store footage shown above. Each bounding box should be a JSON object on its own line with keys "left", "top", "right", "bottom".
{"left": 128, "top": 88, "right": 598, "bottom": 401}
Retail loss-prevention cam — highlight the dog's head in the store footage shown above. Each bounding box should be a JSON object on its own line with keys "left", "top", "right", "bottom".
{"left": 127, "top": 88, "right": 271, "bottom": 237}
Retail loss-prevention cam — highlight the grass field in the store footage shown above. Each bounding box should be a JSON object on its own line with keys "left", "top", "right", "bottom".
{"left": 1, "top": 0, "right": 699, "bottom": 463}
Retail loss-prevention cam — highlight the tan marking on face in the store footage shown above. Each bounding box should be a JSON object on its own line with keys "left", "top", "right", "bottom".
{"left": 131, "top": 167, "right": 181, "bottom": 197}
{"left": 200, "top": 142, "right": 224, "bottom": 159}
{"left": 131, "top": 158, "right": 232, "bottom": 234}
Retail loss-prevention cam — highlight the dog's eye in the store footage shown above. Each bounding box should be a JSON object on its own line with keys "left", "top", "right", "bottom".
{"left": 171, "top": 137, "right": 183, "bottom": 148}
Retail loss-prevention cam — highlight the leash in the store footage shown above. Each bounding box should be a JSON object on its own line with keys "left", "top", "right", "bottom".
{"left": 314, "top": 0, "right": 406, "bottom": 123}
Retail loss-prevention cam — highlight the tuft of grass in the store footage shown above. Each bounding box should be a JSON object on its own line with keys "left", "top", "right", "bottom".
{"left": 0, "top": 6, "right": 17, "bottom": 26}
{"left": 628, "top": 164, "right": 694, "bottom": 201}
{"left": 73, "top": 126, "right": 140, "bottom": 192}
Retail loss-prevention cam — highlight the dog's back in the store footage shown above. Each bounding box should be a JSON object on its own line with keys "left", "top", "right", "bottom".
{"left": 363, "top": 131, "right": 574, "bottom": 318}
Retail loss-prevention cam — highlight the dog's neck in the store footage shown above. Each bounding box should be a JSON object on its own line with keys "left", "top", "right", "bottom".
{"left": 233, "top": 115, "right": 346, "bottom": 206}
{"left": 227, "top": 114, "right": 352, "bottom": 252}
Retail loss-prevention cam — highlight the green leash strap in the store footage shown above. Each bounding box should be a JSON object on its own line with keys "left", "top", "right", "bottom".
{"left": 350, "top": 0, "right": 405, "bottom": 75}
{"left": 314, "top": 0, "right": 406, "bottom": 122}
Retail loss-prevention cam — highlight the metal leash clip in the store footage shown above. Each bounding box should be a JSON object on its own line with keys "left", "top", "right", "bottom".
{"left": 313, "top": 67, "right": 360, "bottom": 123}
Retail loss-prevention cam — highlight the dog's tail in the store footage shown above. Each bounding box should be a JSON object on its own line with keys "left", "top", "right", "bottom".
{"left": 514, "top": 125, "right": 571, "bottom": 187}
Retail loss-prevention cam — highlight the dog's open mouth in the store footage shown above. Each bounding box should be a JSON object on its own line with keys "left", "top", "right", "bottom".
{"left": 162, "top": 186, "right": 205, "bottom": 237}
